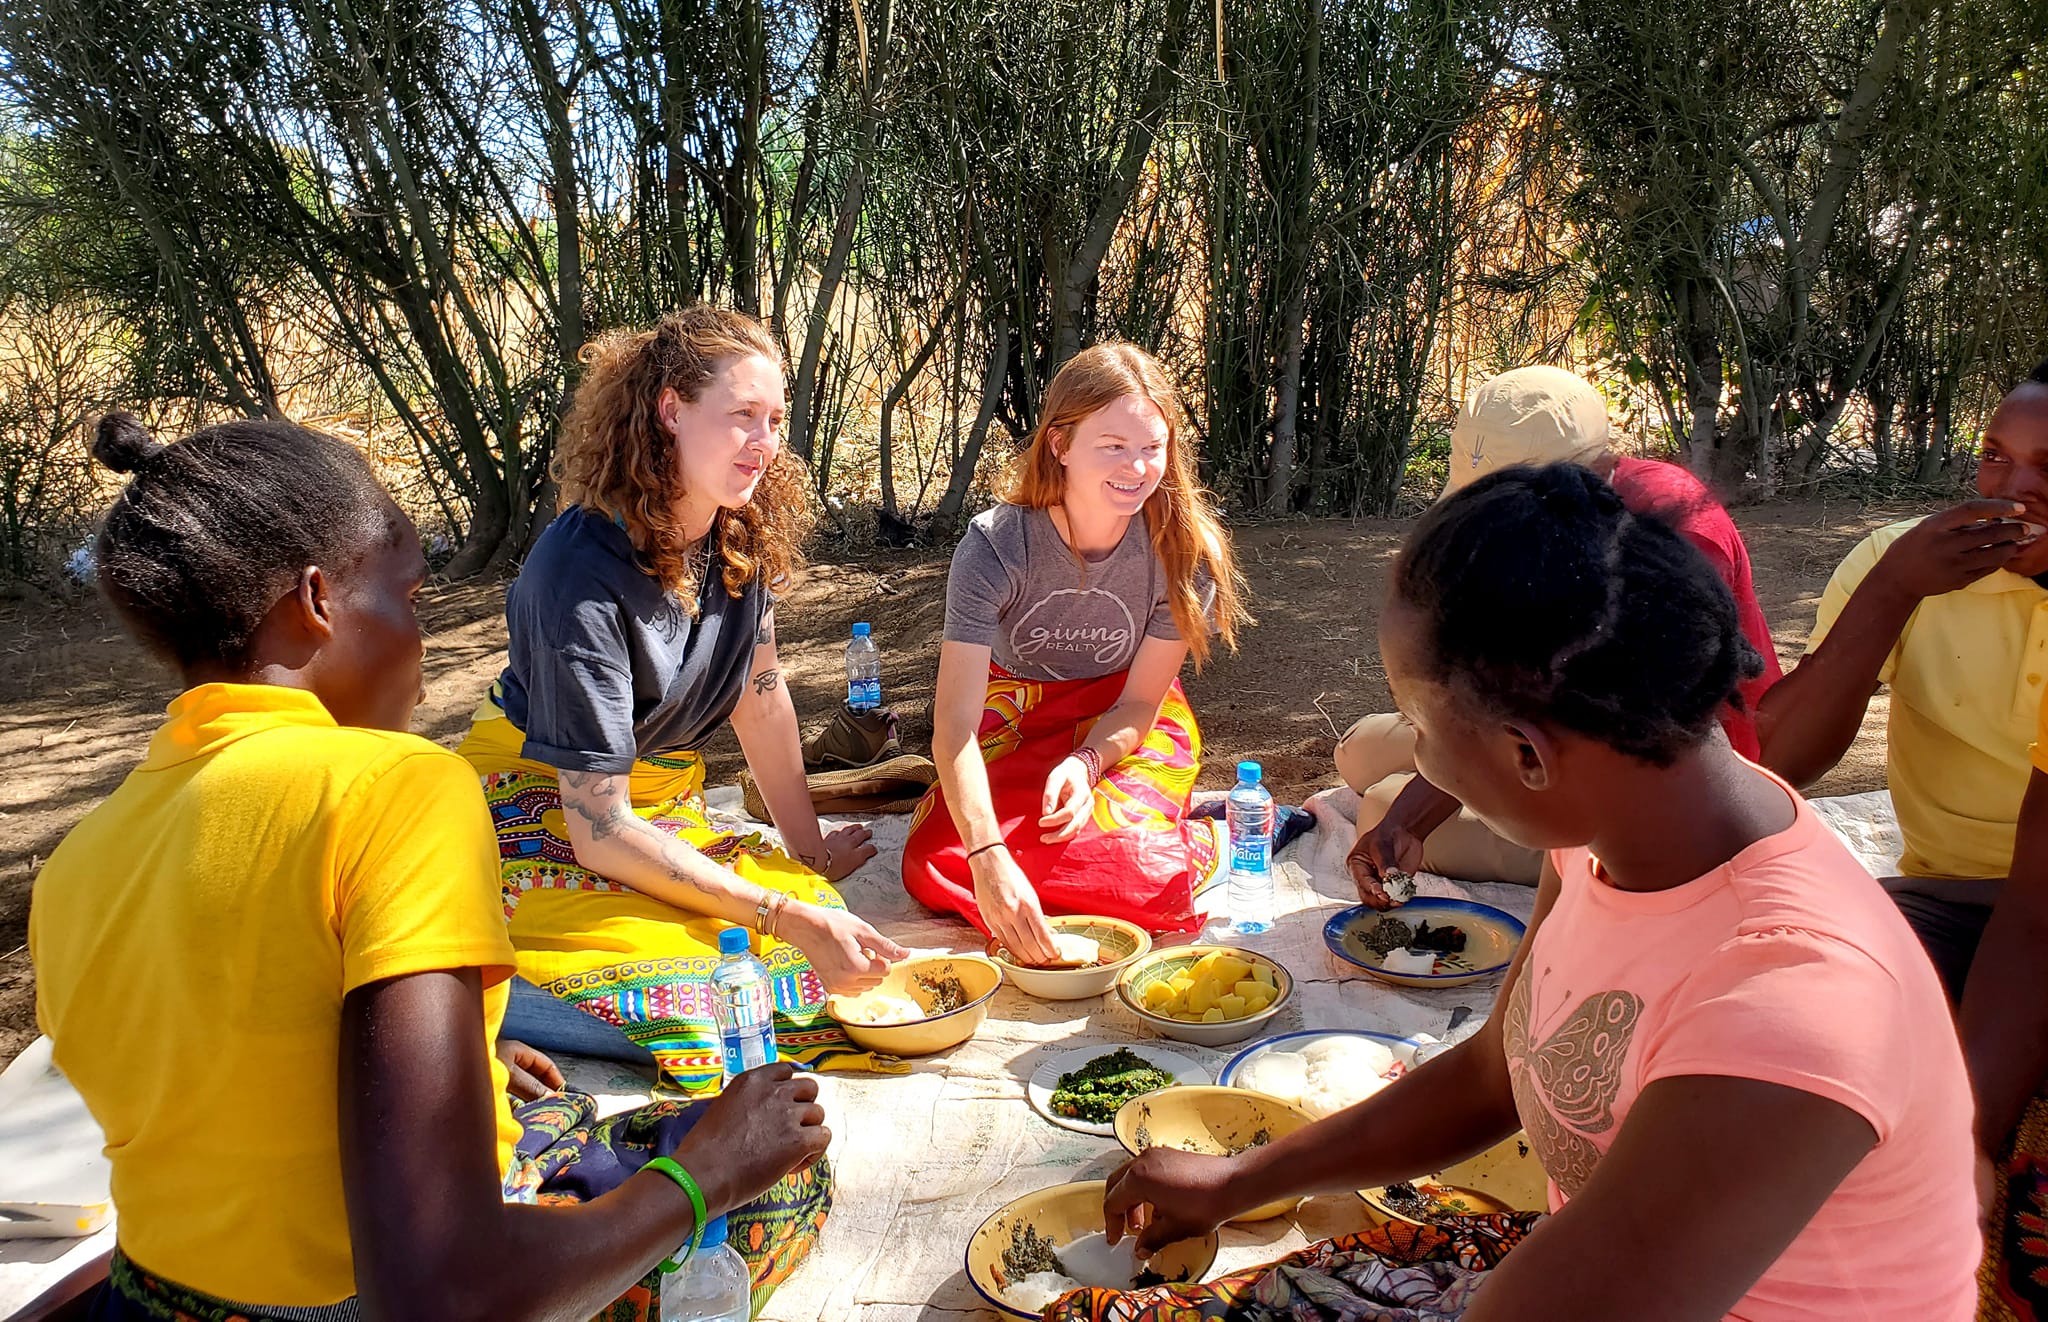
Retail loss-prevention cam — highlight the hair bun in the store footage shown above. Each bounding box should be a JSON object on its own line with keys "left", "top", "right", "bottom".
{"left": 1529, "top": 459, "right": 1624, "bottom": 520}
{"left": 92, "top": 412, "right": 168, "bottom": 474}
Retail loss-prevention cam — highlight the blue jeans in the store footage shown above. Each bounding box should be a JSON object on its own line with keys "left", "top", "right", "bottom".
{"left": 501, "top": 976, "right": 656, "bottom": 1066}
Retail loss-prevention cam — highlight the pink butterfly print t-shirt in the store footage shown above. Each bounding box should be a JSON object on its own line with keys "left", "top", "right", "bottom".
{"left": 1506, "top": 774, "right": 1979, "bottom": 1320}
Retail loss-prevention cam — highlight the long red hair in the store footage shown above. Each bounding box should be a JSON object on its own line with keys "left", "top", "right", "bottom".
{"left": 1004, "top": 343, "right": 1249, "bottom": 669}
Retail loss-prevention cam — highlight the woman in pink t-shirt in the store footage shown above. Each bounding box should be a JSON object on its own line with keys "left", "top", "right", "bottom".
{"left": 1081, "top": 463, "right": 1979, "bottom": 1322}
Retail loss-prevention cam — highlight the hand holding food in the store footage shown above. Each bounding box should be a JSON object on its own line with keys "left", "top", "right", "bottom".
{"left": 1102, "top": 1147, "right": 1243, "bottom": 1256}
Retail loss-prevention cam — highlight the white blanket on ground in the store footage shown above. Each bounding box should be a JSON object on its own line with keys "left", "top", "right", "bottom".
{"left": 0, "top": 786, "right": 1907, "bottom": 1322}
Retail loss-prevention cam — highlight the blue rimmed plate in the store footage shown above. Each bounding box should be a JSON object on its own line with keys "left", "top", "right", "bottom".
{"left": 1323, "top": 898, "right": 1525, "bottom": 988}
{"left": 1218, "top": 1027, "right": 1429, "bottom": 1088}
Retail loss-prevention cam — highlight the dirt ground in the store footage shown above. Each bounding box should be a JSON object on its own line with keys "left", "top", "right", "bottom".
{"left": 0, "top": 499, "right": 1912, "bottom": 1069}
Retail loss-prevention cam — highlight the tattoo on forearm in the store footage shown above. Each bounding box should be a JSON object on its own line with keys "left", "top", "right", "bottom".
{"left": 561, "top": 769, "right": 723, "bottom": 898}
{"left": 557, "top": 769, "right": 632, "bottom": 843}
{"left": 662, "top": 838, "right": 716, "bottom": 895}
{"left": 756, "top": 615, "right": 774, "bottom": 647}
{"left": 752, "top": 668, "right": 781, "bottom": 695}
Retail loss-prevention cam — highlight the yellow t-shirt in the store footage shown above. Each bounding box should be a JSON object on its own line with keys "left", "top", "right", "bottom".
{"left": 1809, "top": 518, "right": 2048, "bottom": 880}
{"left": 29, "top": 683, "right": 522, "bottom": 1307}
{"left": 2034, "top": 690, "right": 2048, "bottom": 777}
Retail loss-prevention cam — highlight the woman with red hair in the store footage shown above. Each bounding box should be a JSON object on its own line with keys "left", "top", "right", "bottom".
{"left": 902, "top": 343, "right": 1250, "bottom": 961}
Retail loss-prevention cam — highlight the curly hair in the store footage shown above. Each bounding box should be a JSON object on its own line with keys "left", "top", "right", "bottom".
{"left": 553, "top": 305, "right": 812, "bottom": 607}
{"left": 1005, "top": 342, "right": 1250, "bottom": 670}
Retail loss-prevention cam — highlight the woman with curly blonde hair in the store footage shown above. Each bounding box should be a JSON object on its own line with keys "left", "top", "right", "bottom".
{"left": 902, "top": 342, "right": 1252, "bottom": 960}
{"left": 459, "top": 305, "right": 905, "bottom": 1094}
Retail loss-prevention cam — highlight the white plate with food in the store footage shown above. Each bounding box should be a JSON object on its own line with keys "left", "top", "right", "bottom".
{"left": 1218, "top": 1029, "right": 1433, "bottom": 1117}
{"left": 1027, "top": 1043, "right": 1212, "bottom": 1136}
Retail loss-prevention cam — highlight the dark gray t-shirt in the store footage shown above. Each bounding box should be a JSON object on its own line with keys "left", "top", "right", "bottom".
{"left": 498, "top": 506, "right": 767, "bottom": 774}
{"left": 944, "top": 503, "right": 1206, "bottom": 681}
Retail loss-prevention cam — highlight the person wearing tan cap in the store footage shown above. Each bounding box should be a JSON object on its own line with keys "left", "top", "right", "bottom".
{"left": 1338, "top": 364, "right": 1784, "bottom": 904}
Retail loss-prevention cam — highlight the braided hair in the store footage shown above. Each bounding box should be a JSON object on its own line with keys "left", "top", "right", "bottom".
{"left": 91, "top": 413, "right": 400, "bottom": 670}
{"left": 1392, "top": 462, "right": 1763, "bottom": 766}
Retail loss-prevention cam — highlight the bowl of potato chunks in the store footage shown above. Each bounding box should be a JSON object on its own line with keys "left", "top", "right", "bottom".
{"left": 1116, "top": 946, "right": 1294, "bottom": 1046}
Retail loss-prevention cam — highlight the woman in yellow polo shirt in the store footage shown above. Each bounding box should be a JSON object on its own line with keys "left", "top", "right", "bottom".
{"left": 29, "top": 414, "right": 829, "bottom": 1320}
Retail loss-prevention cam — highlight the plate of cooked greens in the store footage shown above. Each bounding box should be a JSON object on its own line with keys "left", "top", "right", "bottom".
{"left": 1027, "top": 1044, "right": 1211, "bottom": 1136}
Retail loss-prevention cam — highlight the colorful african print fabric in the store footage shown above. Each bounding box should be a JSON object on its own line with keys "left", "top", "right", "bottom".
{"left": 901, "top": 664, "right": 1221, "bottom": 935}
{"left": 459, "top": 701, "right": 901, "bottom": 1094}
{"left": 93, "top": 1091, "right": 828, "bottom": 1322}
{"left": 94, "top": 1253, "right": 361, "bottom": 1322}
{"left": 1985, "top": 1090, "right": 2048, "bottom": 1320}
{"left": 1041, "top": 1214, "right": 1540, "bottom": 1321}
{"left": 513, "top": 1090, "right": 830, "bottom": 1320}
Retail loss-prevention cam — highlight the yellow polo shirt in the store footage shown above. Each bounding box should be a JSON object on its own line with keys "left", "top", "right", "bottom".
{"left": 29, "top": 683, "right": 522, "bottom": 1307}
{"left": 1810, "top": 518, "right": 2048, "bottom": 880}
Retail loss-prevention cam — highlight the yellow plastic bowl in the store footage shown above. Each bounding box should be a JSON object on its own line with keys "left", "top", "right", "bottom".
{"left": 988, "top": 915, "right": 1153, "bottom": 1001}
{"left": 965, "top": 1179, "right": 1219, "bottom": 1319}
{"left": 1112, "top": 1085, "right": 1317, "bottom": 1222}
{"left": 1115, "top": 945, "right": 1294, "bottom": 1046}
{"left": 1360, "top": 1130, "right": 1550, "bottom": 1225}
{"left": 823, "top": 954, "right": 1002, "bottom": 1056}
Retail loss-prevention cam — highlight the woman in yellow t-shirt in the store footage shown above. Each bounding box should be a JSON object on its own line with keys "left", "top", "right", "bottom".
{"left": 28, "top": 414, "right": 829, "bottom": 1321}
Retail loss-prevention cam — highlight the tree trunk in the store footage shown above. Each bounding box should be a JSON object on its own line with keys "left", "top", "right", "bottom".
{"left": 728, "top": 0, "right": 765, "bottom": 311}
{"left": 659, "top": 0, "right": 699, "bottom": 300}
{"left": 1049, "top": 0, "right": 1194, "bottom": 368}
{"left": 1784, "top": 227, "right": 1921, "bottom": 486}
{"left": 789, "top": 0, "right": 890, "bottom": 460}
{"left": 1869, "top": 379, "right": 1894, "bottom": 478}
{"left": 878, "top": 298, "right": 955, "bottom": 519}
{"left": 1685, "top": 338, "right": 1722, "bottom": 482}
{"left": 933, "top": 313, "right": 1013, "bottom": 533}
{"left": 1918, "top": 378, "right": 1955, "bottom": 484}
{"left": 1264, "top": 277, "right": 1307, "bottom": 512}
{"left": 788, "top": 158, "right": 869, "bottom": 461}
{"left": 769, "top": 3, "right": 841, "bottom": 321}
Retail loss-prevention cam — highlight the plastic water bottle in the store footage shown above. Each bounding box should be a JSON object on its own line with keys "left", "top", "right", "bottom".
{"left": 659, "top": 1214, "right": 750, "bottom": 1322}
{"left": 845, "top": 622, "right": 882, "bottom": 711}
{"left": 1226, "top": 761, "right": 1275, "bottom": 935}
{"left": 710, "top": 928, "right": 778, "bottom": 1081}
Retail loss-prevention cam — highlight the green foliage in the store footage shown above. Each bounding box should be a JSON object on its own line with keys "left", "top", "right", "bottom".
{"left": 0, "top": 0, "right": 2040, "bottom": 579}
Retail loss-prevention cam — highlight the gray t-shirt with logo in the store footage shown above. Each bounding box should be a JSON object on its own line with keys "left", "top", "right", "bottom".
{"left": 944, "top": 503, "right": 1205, "bottom": 681}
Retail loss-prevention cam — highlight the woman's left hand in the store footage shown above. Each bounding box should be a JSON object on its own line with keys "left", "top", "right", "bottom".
{"left": 811, "top": 823, "right": 877, "bottom": 882}
{"left": 1039, "top": 757, "right": 1094, "bottom": 843}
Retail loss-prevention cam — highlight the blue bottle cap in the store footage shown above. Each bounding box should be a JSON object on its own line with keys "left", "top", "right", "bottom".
{"left": 698, "top": 1214, "right": 728, "bottom": 1249}
{"left": 1237, "top": 761, "right": 1262, "bottom": 783}
{"left": 717, "top": 927, "right": 751, "bottom": 956}
{"left": 852, "top": 621, "right": 871, "bottom": 637}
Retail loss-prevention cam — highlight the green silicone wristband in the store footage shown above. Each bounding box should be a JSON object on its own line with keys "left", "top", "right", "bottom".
{"left": 644, "top": 1156, "right": 708, "bottom": 1274}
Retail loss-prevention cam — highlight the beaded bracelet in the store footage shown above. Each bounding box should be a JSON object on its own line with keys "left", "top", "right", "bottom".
{"left": 644, "top": 1156, "right": 709, "bottom": 1273}
{"left": 1073, "top": 745, "right": 1103, "bottom": 785}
